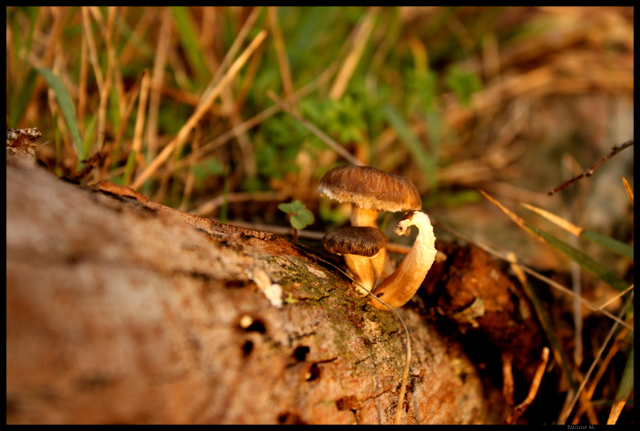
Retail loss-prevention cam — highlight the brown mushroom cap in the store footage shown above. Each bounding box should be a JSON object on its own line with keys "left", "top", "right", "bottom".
{"left": 318, "top": 166, "right": 422, "bottom": 213}
{"left": 322, "top": 226, "right": 387, "bottom": 258}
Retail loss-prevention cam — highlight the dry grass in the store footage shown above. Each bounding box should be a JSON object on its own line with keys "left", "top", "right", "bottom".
{"left": 6, "top": 6, "right": 633, "bottom": 424}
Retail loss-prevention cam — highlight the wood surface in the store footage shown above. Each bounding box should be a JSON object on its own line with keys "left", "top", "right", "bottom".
{"left": 6, "top": 159, "right": 504, "bottom": 424}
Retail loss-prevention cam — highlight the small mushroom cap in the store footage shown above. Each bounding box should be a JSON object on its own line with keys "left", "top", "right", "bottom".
{"left": 318, "top": 166, "right": 422, "bottom": 213}
{"left": 322, "top": 226, "right": 387, "bottom": 257}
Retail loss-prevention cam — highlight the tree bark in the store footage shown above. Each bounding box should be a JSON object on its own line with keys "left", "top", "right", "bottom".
{"left": 6, "top": 159, "right": 503, "bottom": 424}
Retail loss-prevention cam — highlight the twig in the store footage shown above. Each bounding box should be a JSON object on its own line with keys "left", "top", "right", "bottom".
{"left": 266, "top": 90, "right": 365, "bottom": 167}
{"left": 69, "top": 151, "right": 105, "bottom": 182}
{"left": 172, "top": 60, "right": 339, "bottom": 172}
{"left": 146, "top": 9, "right": 172, "bottom": 162}
{"left": 558, "top": 292, "right": 634, "bottom": 425}
{"left": 504, "top": 347, "right": 550, "bottom": 424}
{"left": 369, "top": 251, "right": 411, "bottom": 425}
{"left": 125, "top": 69, "right": 151, "bottom": 186}
{"left": 548, "top": 140, "right": 633, "bottom": 196}
{"left": 200, "top": 7, "right": 263, "bottom": 180}
{"left": 502, "top": 352, "right": 515, "bottom": 406}
{"left": 572, "top": 325, "right": 631, "bottom": 424}
{"left": 597, "top": 284, "right": 634, "bottom": 310}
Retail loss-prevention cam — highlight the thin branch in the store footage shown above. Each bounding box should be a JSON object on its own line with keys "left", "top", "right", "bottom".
{"left": 558, "top": 292, "right": 634, "bottom": 425}
{"left": 597, "top": 284, "right": 634, "bottom": 310}
{"left": 502, "top": 352, "right": 515, "bottom": 406}
{"left": 505, "top": 347, "right": 550, "bottom": 424}
{"left": 548, "top": 140, "right": 633, "bottom": 196}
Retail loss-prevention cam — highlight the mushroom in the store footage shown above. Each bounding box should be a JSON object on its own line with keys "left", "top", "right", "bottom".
{"left": 322, "top": 226, "right": 387, "bottom": 296}
{"left": 318, "top": 166, "right": 422, "bottom": 282}
{"left": 369, "top": 210, "right": 436, "bottom": 310}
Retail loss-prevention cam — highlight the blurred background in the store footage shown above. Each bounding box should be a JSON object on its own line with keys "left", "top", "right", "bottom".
{"left": 6, "top": 7, "right": 634, "bottom": 423}
{"left": 6, "top": 6, "right": 633, "bottom": 269}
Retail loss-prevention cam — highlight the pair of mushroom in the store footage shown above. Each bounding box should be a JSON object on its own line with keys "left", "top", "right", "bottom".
{"left": 318, "top": 166, "right": 437, "bottom": 310}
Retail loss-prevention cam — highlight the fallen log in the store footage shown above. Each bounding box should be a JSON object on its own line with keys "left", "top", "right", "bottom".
{"left": 6, "top": 159, "right": 503, "bottom": 424}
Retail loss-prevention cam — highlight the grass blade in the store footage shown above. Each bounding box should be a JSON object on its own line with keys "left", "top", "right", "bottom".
{"left": 581, "top": 230, "right": 634, "bottom": 260}
{"left": 607, "top": 342, "right": 634, "bottom": 424}
{"left": 170, "top": 7, "right": 210, "bottom": 86}
{"left": 622, "top": 176, "right": 634, "bottom": 206}
{"left": 9, "top": 68, "right": 39, "bottom": 128}
{"left": 481, "top": 191, "right": 629, "bottom": 292}
{"left": 521, "top": 202, "right": 634, "bottom": 260}
{"left": 36, "top": 66, "right": 84, "bottom": 162}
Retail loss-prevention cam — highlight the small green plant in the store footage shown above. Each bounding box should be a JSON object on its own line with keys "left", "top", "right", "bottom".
{"left": 284, "top": 293, "right": 299, "bottom": 304}
{"left": 278, "top": 200, "right": 315, "bottom": 245}
{"left": 445, "top": 65, "right": 483, "bottom": 107}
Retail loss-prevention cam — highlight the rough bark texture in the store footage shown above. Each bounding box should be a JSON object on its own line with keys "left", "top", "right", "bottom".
{"left": 6, "top": 159, "right": 504, "bottom": 424}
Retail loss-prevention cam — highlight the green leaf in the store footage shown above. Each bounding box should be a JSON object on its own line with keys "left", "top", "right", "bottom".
{"left": 290, "top": 209, "right": 315, "bottom": 230}
{"left": 278, "top": 200, "right": 304, "bottom": 214}
{"left": 445, "top": 65, "right": 482, "bottom": 107}
{"left": 279, "top": 201, "right": 314, "bottom": 230}
{"left": 35, "top": 66, "right": 84, "bottom": 163}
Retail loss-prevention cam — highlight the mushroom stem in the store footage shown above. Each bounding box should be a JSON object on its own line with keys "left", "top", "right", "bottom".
{"left": 369, "top": 211, "right": 436, "bottom": 310}
{"left": 350, "top": 206, "right": 390, "bottom": 282}
{"left": 343, "top": 254, "right": 376, "bottom": 295}
{"left": 349, "top": 206, "right": 380, "bottom": 227}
